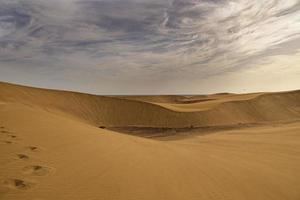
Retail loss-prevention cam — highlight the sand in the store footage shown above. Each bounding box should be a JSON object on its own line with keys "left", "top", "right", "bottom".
{"left": 0, "top": 81, "right": 300, "bottom": 200}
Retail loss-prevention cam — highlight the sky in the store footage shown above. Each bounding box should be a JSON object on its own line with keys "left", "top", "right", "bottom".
{"left": 0, "top": 0, "right": 300, "bottom": 94}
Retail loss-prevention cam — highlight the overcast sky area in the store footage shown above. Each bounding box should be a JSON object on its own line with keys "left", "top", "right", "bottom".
{"left": 0, "top": 0, "right": 300, "bottom": 94}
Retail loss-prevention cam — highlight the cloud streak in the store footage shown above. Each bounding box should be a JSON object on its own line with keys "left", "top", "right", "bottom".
{"left": 0, "top": 0, "right": 300, "bottom": 94}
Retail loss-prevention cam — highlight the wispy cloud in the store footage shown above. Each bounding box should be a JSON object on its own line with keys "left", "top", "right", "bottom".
{"left": 0, "top": 0, "right": 300, "bottom": 94}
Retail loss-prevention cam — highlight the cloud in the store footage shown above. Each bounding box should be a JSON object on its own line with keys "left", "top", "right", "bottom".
{"left": 0, "top": 0, "right": 300, "bottom": 94}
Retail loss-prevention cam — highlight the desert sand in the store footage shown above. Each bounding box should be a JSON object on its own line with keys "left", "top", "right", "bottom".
{"left": 0, "top": 81, "right": 300, "bottom": 200}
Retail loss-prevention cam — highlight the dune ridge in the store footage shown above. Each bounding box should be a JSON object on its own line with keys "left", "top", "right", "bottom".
{"left": 0, "top": 82, "right": 299, "bottom": 129}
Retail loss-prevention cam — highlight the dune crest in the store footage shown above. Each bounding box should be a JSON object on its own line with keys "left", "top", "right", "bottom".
{"left": 0, "top": 82, "right": 299, "bottom": 129}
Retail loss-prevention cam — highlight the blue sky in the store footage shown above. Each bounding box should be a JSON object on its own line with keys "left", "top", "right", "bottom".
{"left": 0, "top": 0, "right": 300, "bottom": 94}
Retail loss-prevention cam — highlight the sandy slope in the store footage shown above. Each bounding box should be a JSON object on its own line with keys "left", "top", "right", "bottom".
{"left": 0, "top": 82, "right": 299, "bottom": 128}
{"left": 0, "top": 82, "right": 300, "bottom": 200}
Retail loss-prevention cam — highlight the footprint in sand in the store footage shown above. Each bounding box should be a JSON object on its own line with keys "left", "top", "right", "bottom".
{"left": 2, "top": 140, "right": 13, "bottom": 144}
{"left": 0, "top": 130, "right": 10, "bottom": 134}
{"left": 8, "top": 134, "right": 17, "bottom": 139}
{"left": 1, "top": 131, "right": 17, "bottom": 138}
{"left": 2, "top": 178, "right": 35, "bottom": 190}
{"left": 22, "top": 165, "right": 51, "bottom": 176}
{"left": 27, "top": 146, "right": 39, "bottom": 152}
{"left": 16, "top": 153, "right": 29, "bottom": 160}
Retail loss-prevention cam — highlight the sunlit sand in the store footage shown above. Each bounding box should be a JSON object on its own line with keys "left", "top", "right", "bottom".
{"left": 0, "top": 82, "right": 300, "bottom": 200}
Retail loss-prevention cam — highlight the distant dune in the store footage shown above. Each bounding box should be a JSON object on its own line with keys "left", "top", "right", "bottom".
{"left": 0, "top": 81, "right": 300, "bottom": 200}
{"left": 0, "top": 82, "right": 299, "bottom": 129}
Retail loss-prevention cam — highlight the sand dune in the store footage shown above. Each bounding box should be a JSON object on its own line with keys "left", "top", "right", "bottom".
{"left": 1, "top": 81, "right": 300, "bottom": 200}
{"left": 0, "top": 82, "right": 299, "bottom": 128}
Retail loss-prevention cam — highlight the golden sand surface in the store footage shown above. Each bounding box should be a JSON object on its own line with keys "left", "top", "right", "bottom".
{"left": 0, "top": 82, "right": 300, "bottom": 200}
